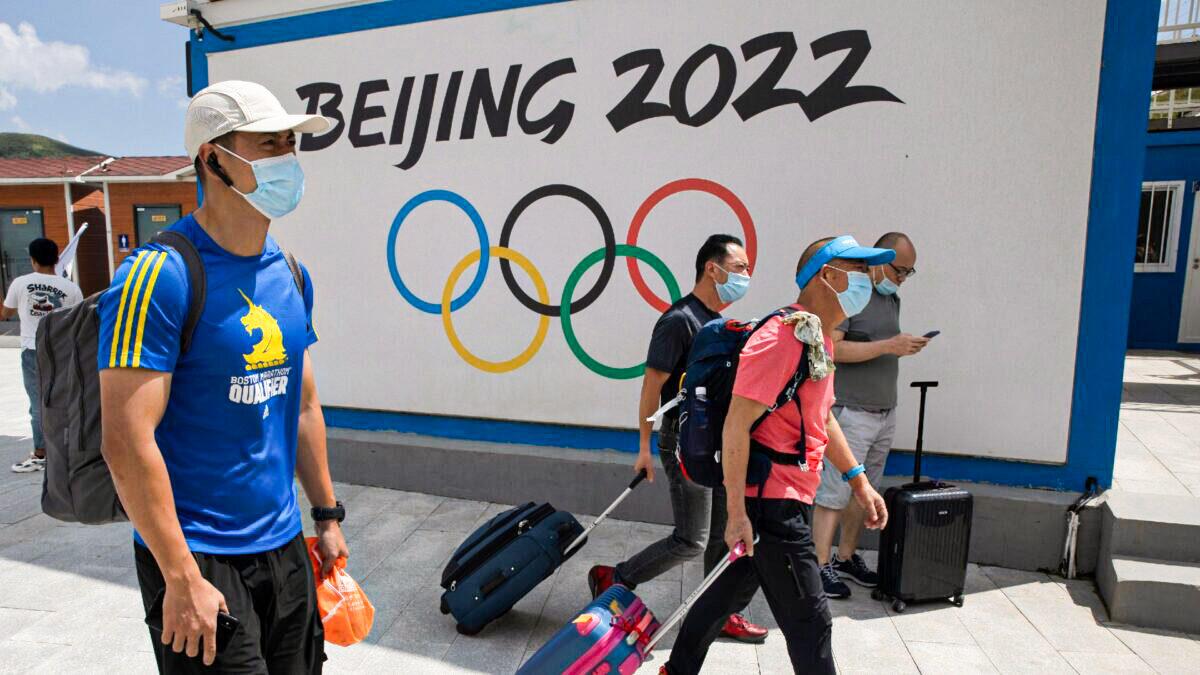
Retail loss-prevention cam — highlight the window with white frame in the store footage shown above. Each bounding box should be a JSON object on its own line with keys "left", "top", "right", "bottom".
{"left": 1135, "top": 181, "right": 1186, "bottom": 272}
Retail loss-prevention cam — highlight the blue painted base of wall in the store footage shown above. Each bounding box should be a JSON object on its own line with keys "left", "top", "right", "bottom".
{"left": 325, "top": 407, "right": 1094, "bottom": 492}
{"left": 324, "top": 407, "right": 653, "bottom": 453}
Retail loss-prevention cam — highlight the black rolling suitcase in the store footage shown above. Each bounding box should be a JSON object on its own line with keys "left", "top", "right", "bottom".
{"left": 440, "top": 471, "right": 647, "bottom": 635}
{"left": 872, "top": 381, "right": 973, "bottom": 612}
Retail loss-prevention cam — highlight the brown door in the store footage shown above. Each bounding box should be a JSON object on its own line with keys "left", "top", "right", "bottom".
{"left": 72, "top": 207, "right": 109, "bottom": 295}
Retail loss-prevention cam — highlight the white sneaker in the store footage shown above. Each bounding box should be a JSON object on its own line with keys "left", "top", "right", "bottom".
{"left": 11, "top": 454, "right": 45, "bottom": 473}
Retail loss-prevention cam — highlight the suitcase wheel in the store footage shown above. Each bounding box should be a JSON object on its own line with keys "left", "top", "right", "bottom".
{"left": 891, "top": 599, "right": 907, "bottom": 613}
{"left": 440, "top": 597, "right": 450, "bottom": 615}
{"left": 952, "top": 595, "right": 964, "bottom": 608}
{"left": 456, "top": 623, "right": 483, "bottom": 636}
{"left": 870, "top": 589, "right": 886, "bottom": 602}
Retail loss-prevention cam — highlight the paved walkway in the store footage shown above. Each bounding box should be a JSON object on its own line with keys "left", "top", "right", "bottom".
{"left": 1, "top": 348, "right": 1198, "bottom": 673}
{"left": 1115, "top": 351, "right": 1200, "bottom": 497}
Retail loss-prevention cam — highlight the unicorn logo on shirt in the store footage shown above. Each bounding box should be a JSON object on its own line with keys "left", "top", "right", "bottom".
{"left": 238, "top": 290, "right": 287, "bottom": 371}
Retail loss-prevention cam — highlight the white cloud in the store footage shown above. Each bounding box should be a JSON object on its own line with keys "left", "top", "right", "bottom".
{"left": 55, "top": 133, "right": 68, "bottom": 143}
{"left": 0, "top": 22, "right": 147, "bottom": 110}
{"left": 157, "top": 74, "right": 185, "bottom": 96}
{"left": 10, "top": 114, "right": 30, "bottom": 132}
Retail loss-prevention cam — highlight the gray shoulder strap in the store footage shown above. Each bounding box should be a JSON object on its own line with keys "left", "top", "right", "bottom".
{"left": 151, "top": 230, "right": 206, "bottom": 354}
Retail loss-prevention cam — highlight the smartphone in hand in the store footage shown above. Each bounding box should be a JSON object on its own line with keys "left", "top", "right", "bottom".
{"left": 145, "top": 590, "right": 240, "bottom": 654}
{"left": 923, "top": 330, "right": 940, "bottom": 339}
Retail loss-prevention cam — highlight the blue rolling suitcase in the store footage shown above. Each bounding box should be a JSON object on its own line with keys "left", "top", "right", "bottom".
{"left": 440, "top": 472, "right": 646, "bottom": 635}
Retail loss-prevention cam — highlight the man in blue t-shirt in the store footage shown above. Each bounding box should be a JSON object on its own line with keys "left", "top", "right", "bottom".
{"left": 99, "top": 80, "right": 342, "bottom": 673}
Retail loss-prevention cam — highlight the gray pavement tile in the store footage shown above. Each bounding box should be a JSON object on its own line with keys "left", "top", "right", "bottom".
{"left": 1106, "top": 624, "right": 1200, "bottom": 675}
{"left": 753, "top": 630, "right": 793, "bottom": 674}
{"left": 0, "top": 639, "right": 69, "bottom": 673}
{"left": 0, "top": 483, "right": 42, "bottom": 525}
{"left": 360, "top": 647, "right": 478, "bottom": 674}
{"left": 420, "top": 498, "right": 490, "bottom": 534}
{"left": 343, "top": 514, "right": 425, "bottom": 580}
{"left": 886, "top": 600, "right": 976, "bottom": 646}
{"left": 0, "top": 563, "right": 130, "bottom": 613}
{"left": 322, "top": 640, "right": 378, "bottom": 673}
{"left": 27, "top": 643, "right": 158, "bottom": 674}
{"left": 440, "top": 638, "right": 528, "bottom": 674}
{"left": 0, "top": 514, "right": 71, "bottom": 554}
{"left": 906, "top": 641, "right": 997, "bottom": 674}
{"left": 0, "top": 607, "right": 52, "bottom": 642}
{"left": 957, "top": 585, "right": 1075, "bottom": 673}
{"left": 1060, "top": 650, "right": 1155, "bottom": 674}
{"left": 702, "top": 638, "right": 759, "bottom": 671}
{"left": 831, "top": 609, "right": 915, "bottom": 673}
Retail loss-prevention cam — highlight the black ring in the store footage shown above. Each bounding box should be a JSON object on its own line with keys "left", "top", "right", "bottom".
{"left": 499, "top": 184, "right": 616, "bottom": 317}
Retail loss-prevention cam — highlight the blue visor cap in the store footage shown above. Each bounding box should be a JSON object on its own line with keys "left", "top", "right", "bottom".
{"left": 794, "top": 235, "right": 897, "bottom": 289}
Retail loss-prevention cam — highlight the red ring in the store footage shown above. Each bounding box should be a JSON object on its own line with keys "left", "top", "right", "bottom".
{"left": 626, "top": 178, "right": 757, "bottom": 313}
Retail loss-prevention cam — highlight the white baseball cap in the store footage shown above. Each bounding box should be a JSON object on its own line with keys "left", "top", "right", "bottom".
{"left": 184, "top": 80, "right": 331, "bottom": 160}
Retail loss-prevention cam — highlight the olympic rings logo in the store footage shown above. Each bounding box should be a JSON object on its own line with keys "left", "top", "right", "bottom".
{"left": 386, "top": 178, "right": 757, "bottom": 380}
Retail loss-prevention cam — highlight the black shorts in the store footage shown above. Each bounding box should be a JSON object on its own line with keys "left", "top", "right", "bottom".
{"left": 135, "top": 533, "right": 325, "bottom": 674}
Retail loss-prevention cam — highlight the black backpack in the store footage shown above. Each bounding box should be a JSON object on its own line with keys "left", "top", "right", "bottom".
{"left": 37, "top": 230, "right": 305, "bottom": 524}
{"left": 675, "top": 309, "right": 810, "bottom": 489}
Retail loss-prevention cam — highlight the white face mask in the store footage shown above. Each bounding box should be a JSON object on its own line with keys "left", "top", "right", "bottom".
{"left": 216, "top": 145, "right": 306, "bottom": 219}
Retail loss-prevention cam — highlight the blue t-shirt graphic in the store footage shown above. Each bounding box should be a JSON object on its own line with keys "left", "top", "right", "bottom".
{"left": 98, "top": 215, "right": 317, "bottom": 554}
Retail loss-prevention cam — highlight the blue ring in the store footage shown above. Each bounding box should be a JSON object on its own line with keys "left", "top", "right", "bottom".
{"left": 387, "top": 190, "right": 489, "bottom": 314}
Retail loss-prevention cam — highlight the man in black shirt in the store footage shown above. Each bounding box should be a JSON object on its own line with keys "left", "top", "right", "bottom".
{"left": 588, "top": 234, "right": 769, "bottom": 643}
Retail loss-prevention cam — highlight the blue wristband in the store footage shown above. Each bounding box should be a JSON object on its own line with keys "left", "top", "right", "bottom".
{"left": 842, "top": 464, "right": 866, "bottom": 482}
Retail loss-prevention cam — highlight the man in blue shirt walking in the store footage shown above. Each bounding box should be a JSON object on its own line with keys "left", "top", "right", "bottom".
{"left": 99, "top": 80, "right": 345, "bottom": 672}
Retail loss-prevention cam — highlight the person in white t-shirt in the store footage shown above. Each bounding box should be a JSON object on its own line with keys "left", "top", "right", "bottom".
{"left": 2, "top": 238, "right": 82, "bottom": 472}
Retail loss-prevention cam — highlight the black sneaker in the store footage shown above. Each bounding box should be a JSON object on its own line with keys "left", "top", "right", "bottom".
{"left": 834, "top": 553, "right": 879, "bottom": 588}
{"left": 820, "top": 561, "right": 851, "bottom": 599}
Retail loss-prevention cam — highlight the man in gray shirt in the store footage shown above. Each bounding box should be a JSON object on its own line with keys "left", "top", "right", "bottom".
{"left": 813, "top": 232, "right": 928, "bottom": 598}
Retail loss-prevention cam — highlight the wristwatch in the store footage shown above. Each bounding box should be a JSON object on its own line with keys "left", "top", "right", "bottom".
{"left": 311, "top": 501, "right": 345, "bottom": 523}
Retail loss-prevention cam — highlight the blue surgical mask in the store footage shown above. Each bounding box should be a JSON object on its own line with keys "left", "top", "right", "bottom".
{"left": 875, "top": 276, "right": 899, "bottom": 296}
{"left": 823, "top": 266, "right": 873, "bottom": 317}
{"left": 715, "top": 267, "right": 750, "bottom": 303}
{"left": 217, "top": 145, "right": 306, "bottom": 219}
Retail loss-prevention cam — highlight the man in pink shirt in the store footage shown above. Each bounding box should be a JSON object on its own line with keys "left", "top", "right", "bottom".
{"left": 661, "top": 236, "right": 892, "bottom": 675}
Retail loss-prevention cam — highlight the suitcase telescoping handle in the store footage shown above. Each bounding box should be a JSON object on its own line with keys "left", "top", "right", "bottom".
{"left": 561, "top": 469, "right": 648, "bottom": 557}
{"left": 910, "top": 381, "right": 939, "bottom": 483}
{"left": 644, "top": 537, "right": 756, "bottom": 654}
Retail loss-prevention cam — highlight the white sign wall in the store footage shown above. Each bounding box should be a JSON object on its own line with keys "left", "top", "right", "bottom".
{"left": 208, "top": 0, "right": 1108, "bottom": 463}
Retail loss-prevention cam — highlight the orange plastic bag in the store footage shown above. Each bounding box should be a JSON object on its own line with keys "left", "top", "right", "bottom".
{"left": 306, "top": 537, "right": 375, "bottom": 646}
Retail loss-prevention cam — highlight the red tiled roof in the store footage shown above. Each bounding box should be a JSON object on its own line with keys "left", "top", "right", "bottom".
{"left": 103, "top": 156, "right": 192, "bottom": 177}
{"left": 0, "top": 155, "right": 192, "bottom": 180}
{"left": 0, "top": 155, "right": 109, "bottom": 179}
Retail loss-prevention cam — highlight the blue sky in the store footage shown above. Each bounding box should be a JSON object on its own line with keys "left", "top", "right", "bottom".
{"left": 0, "top": 1, "right": 189, "bottom": 156}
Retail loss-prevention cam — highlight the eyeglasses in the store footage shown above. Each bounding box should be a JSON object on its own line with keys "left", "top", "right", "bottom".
{"left": 889, "top": 263, "right": 916, "bottom": 279}
{"left": 719, "top": 260, "right": 751, "bottom": 274}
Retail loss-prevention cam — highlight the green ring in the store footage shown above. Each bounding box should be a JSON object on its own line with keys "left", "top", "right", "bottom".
{"left": 561, "top": 244, "right": 682, "bottom": 379}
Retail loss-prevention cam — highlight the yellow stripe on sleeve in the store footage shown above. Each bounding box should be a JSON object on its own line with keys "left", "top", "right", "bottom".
{"left": 108, "top": 251, "right": 148, "bottom": 368}
{"left": 131, "top": 252, "right": 169, "bottom": 368}
{"left": 119, "top": 251, "right": 158, "bottom": 367}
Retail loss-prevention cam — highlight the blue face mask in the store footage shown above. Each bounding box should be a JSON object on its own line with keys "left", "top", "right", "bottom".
{"left": 217, "top": 145, "right": 306, "bottom": 219}
{"left": 715, "top": 266, "right": 750, "bottom": 303}
{"left": 824, "top": 266, "right": 873, "bottom": 317}
{"left": 875, "top": 275, "right": 899, "bottom": 296}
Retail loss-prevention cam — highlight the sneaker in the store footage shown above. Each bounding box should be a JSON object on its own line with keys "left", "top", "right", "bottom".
{"left": 719, "top": 613, "right": 768, "bottom": 643}
{"left": 821, "top": 561, "right": 851, "bottom": 599}
{"left": 588, "top": 565, "right": 616, "bottom": 599}
{"left": 11, "top": 454, "right": 45, "bottom": 473}
{"left": 834, "top": 553, "right": 879, "bottom": 588}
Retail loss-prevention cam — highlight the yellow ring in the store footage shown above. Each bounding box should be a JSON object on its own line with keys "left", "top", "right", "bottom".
{"left": 442, "top": 246, "right": 551, "bottom": 373}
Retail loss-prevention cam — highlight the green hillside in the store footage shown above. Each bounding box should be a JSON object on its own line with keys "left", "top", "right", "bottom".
{"left": 0, "top": 133, "right": 103, "bottom": 158}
